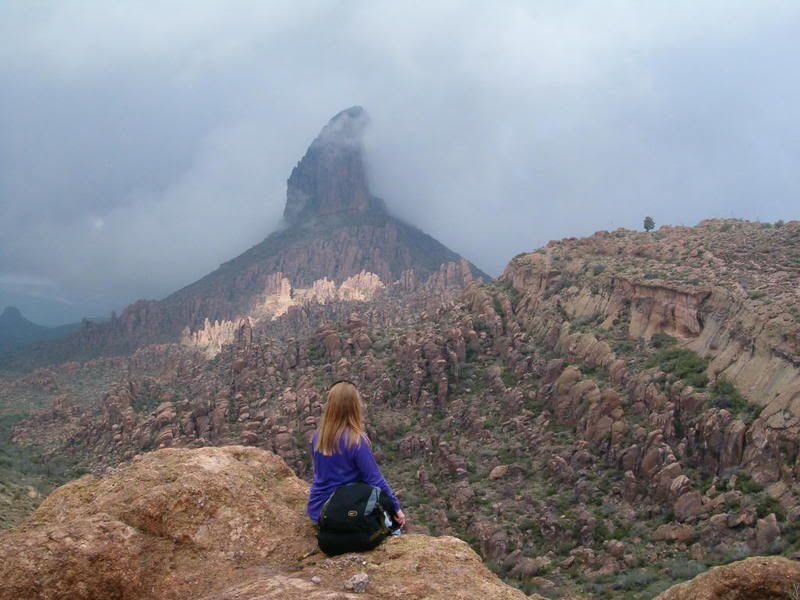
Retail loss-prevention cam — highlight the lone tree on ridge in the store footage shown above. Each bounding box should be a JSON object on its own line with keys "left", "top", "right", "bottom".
{"left": 644, "top": 216, "right": 655, "bottom": 232}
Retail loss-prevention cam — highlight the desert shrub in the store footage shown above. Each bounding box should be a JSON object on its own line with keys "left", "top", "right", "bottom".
{"left": 501, "top": 368, "right": 516, "bottom": 387}
{"left": 782, "top": 522, "right": 800, "bottom": 550}
{"left": 592, "top": 263, "right": 607, "bottom": 275}
{"left": 589, "top": 568, "right": 659, "bottom": 593}
{"left": 459, "top": 530, "right": 480, "bottom": 552}
{"left": 722, "top": 543, "right": 751, "bottom": 564}
{"left": 307, "top": 343, "right": 326, "bottom": 362}
{"left": 593, "top": 519, "right": 610, "bottom": 543}
{"left": 492, "top": 294, "right": 506, "bottom": 318}
{"left": 709, "top": 377, "right": 761, "bottom": 422}
{"left": 544, "top": 273, "right": 574, "bottom": 299}
{"left": 646, "top": 347, "right": 709, "bottom": 388}
{"left": 650, "top": 332, "right": 677, "bottom": 349}
{"left": 663, "top": 559, "right": 708, "bottom": 580}
{"left": 131, "top": 390, "right": 162, "bottom": 414}
{"left": 756, "top": 496, "right": 786, "bottom": 521}
{"left": 613, "top": 340, "right": 634, "bottom": 354}
{"left": 736, "top": 472, "right": 764, "bottom": 494}
{"left": 612, "top": 523, "right": 633, "bottom": 540}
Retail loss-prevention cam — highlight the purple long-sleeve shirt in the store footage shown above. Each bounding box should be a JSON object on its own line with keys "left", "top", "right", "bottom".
{"left": 307, "top": 431, "right": 401, "bottom": 522}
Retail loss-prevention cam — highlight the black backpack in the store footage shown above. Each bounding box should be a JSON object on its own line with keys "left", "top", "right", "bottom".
{"left": 316, "top": 482, "right": 394, "bottom": 556}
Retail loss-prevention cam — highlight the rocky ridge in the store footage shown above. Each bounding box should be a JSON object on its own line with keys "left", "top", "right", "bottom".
{"left": 0, "top": 445, "right": 529, "bottom": 600}
{"left": 503, "top": 219, "right": 800, "bottom": 432}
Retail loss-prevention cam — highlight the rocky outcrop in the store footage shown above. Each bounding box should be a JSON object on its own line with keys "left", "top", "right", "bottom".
{"left": 502, "top": 220, "right": 800, "bottom": 428}
{"left": 0, "top": 446, "right": 526, "bottom": 600}
{"left": 284, "top": 106, "right": 375, "bottom": 224}
{"left": 180, "top": 317, "right": 243, "bottom": 357}
{"left": 655, "top": 556, "right": 800, "bottom": 599}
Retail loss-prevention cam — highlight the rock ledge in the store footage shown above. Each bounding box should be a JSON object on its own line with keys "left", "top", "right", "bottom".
{"left": 0, "top": 446, "right": 526, "bottom": 600}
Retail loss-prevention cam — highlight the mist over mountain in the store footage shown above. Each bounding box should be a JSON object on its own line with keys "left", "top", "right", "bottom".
{"left": 2, "top": 2, "right": 799, "bottom": 324}
{"left": 0, "top": 106, "right": 484, "bottom": 369}
{"left": 0, "top": 306, "right": 80, "bottom": 355}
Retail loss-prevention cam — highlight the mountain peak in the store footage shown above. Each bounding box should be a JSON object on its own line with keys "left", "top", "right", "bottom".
{"left": 284, "top": 106, "right": 381, "bottom": 225}
{"left": 314, "top": 105, "right": 369, "bottom": 148}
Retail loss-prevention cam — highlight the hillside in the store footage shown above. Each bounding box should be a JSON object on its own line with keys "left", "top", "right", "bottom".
{"left": 0, "top": 307, "right": 80, "bottom": 355}
{"left": 5, "top": 218, "right": 799, "bottom": 597}
{"left": 0, "top": 107, "right": 485, "bottom": 370}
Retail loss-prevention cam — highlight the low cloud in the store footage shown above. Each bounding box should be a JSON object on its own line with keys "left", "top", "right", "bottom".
{"left": 1, "top": 1, "right": 799, "bottom": 323}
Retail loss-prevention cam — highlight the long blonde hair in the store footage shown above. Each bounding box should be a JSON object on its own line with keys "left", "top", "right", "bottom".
{"left": 315, "top": 380, "right": 366, "bottom": 455}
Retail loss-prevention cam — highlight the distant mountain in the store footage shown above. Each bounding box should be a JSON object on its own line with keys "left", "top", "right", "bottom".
{"left": 1, "top": 107, "right": 487, "bottom": 368}
{"left": 0, "top": 307, "right": 80, "bottom": 355}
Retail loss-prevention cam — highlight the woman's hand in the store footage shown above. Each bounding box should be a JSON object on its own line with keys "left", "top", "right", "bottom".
{"left": 394, "top": 509, "right": 406, "bottom": 527}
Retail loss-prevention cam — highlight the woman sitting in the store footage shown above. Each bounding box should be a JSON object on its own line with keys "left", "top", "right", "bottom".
{"left": 307, "top": 380, "right": 405, "bottom": 552}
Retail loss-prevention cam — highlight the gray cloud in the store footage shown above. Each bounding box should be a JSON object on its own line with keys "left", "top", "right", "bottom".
{"left": 1, "top": 1, "right": 799, "bottom": 324}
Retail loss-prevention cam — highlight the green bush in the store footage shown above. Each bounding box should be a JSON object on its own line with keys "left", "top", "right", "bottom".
{"left": 646, "top": 347, "right": 709, "bottom": 388}
{"left": 756, "top": 496, "right": 785, "bottom": 521}
{"left": 650, "top": 332, "right": 677, "bottom": 349}
{"left": 709, "top": 378, "right": 761, "bottom": 422}
{"left": 736, "top": 472, "right": 764, "bottom": 494}
{"left": 593, "top": 519, "right": 610, "bottom": 543}
{"left": 612, "top": 339, "right": 635, "bottom": 354}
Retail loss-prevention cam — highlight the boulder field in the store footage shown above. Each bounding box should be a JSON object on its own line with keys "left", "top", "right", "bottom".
{"left": 1, "top": 445, "right": 796, "bottom": 599}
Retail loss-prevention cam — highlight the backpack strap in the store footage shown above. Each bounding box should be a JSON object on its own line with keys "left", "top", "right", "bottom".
{"left": 364, "top": 486, "right": 380, "bottom": 516}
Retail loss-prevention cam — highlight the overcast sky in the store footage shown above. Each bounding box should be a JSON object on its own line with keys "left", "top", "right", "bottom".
{"left": 1, "top": 1, "right": 799, "bottom": 324}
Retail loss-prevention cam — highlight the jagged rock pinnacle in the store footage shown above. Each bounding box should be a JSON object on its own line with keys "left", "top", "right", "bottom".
{"left": 284, "top": 106, "right": 381, "bottom": 225}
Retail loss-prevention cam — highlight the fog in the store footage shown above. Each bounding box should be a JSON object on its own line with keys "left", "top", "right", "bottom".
{"left": 1, "top": 1, "right": 798, "bottom": 324}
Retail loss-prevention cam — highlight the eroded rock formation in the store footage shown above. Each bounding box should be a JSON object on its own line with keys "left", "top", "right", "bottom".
{"left": 0, "top": 446, "right": 527, "bottom": 600}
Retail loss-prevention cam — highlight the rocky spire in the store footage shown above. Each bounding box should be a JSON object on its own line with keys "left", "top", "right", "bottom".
{"left": 284, "top": 106, "right": 383, "bottom": 224}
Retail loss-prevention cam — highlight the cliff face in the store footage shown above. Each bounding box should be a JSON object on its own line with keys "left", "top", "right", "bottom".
{"left": 0, "top": 446, "right": 527, "bottom": 600}
{"left": 1, "top": 107, "right": 485, "bottom": 370}
{"left": 502, "top": 219, "right": 800, "bottom": 430}
{"left": 284, "top": 106, "right": 375, "bottom": 223}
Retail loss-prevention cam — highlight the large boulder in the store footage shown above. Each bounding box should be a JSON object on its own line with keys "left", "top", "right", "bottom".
{"left": 0, "top": 446, "right": 527, "bottom": 600}
{"left": 656, "top": 556, "right": 800, "bottom": 600}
